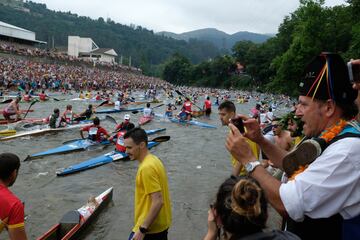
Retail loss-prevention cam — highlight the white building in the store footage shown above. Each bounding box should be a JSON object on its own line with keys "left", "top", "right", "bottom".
{"left": 0, "top": 20, "right": 46, "bottom": 45}
{"left": 68, "top": 36, "right": 117, "bottom": 64}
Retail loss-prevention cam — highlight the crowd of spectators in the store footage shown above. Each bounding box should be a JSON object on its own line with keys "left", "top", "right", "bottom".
{"left": 0, "top": 45, "right": 172, "bottom": 93}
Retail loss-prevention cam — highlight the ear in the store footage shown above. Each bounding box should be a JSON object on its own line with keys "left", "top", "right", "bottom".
{"left": 139, "top": 141, "right": 147, "bottom": 149}
{"left": 323, "top": 100, "right": 336, "bottom": 117}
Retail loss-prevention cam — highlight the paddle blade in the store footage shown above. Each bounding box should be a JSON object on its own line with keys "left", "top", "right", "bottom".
{"left": 105, "top": 115, "right": 117, "bottom": 125}
{"left": 175, "top": 90, "right": 184, "bottom": 97}
{"left": 73, "top": 116, "right": 87, "bottom": 122}
{"left": 53, "top": 97, "right": 60, "bottom": 101}
{"left": 1, "top": 99, "right": 12, "bottom": 104}
{"left": 153, "top": 104, "right": 164, "bottom": 109}
{"left": 150, "top": 136, "right": 170, "bottom": 142}
{"left": 97, "top": 100, "right": 109, "bottom": 108}
{"left": 131, "top": 110, "right": 139, "bottom": 114}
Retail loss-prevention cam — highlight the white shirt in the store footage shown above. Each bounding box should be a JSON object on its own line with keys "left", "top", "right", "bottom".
{"left": 114, "top": 100, "right": 121, "bottom": 110}
{"left": 143, "top": 108, "right": 152, "bottom": 117}
{"left": 280, "top": 137, "right": 360, "bottom": 221}
{"left": 266, "top": 111, "right": 274, "bottom": 121}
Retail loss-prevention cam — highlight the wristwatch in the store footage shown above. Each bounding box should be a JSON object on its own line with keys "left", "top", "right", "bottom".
{"left": 245, "top": 161, "right": 261, "bottom": 173}
{"left": 139, "top": 226, "right": 149, "bottom": 234}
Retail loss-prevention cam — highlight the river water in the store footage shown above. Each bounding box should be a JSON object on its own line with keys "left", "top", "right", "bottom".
{"left": 1, "top": 93, "right": 284, "bottom": 239}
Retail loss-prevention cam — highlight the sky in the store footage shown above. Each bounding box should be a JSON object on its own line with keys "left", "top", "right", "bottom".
{"left": 31, "top": 0, "right": 347, "bottom": 34}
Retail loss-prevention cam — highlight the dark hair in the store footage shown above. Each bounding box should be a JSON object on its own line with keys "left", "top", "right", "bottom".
{"left": 0, "top": 153, "right": 20, "bottom": 181}
{"left": 88, "top": 104, "right": 93, "bottom": 109}
{"left": 54, "top": 108, "right": 59, "bottom": 114}
{"left": 146, "top": 103, "right": 150, "bottom": 108}
{"left": 214, "top": 176, "right": 268, "bottom": 239}
{"left": 93, "top": 117, "right": 100, "bottom": 125}
{"left": 218, "top": 101, "right": 236, "bottom": 113}
{"left": 124, "top": 127, "right": 148, "bottom": 146}
{"left": 207, "top": 96, "right": 210, "bottom": 100}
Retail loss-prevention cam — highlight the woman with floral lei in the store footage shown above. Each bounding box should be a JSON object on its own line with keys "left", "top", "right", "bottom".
{"left": 226, "top": 53, "right": 360, "bottom": 240}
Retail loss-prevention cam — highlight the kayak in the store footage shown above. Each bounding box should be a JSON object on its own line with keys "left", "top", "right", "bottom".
{"left": 0, "top": 109, "right": 34, "bottom": 114}
{"left": 155, "top": 113, "right": 216, "bottom": 129}
{"left": 192, "top": 110, "right": 205, "bottom": 117}
{"left": 95, "top": 107, "right": 144, "bottom": 114}
{"left": 0, "top": 129, "right": 16, "bottom": 137}
{"left": 0, "top": 121, "right": 91, "bottom": 141}
{"left": 130, "top": 100, "right": 163, "bottom": 105}
{"left": 57, "top": 141, "right": 160, "bottom": 176}
{"left": 138, "top": 116, "right": 153, "bottom": 126}
{"left": 37, "top": 187, "right": 113, "bottom": 240}
{"left": 26, "top": 128, "right": 166, "bottom": 159}
{"left": 0, "top": 118, "right": 43, "bottom": 125}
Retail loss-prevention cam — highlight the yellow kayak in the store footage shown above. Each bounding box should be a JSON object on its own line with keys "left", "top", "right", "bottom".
{"left": 0, "top": 129, "right": 16, "bottom": 137}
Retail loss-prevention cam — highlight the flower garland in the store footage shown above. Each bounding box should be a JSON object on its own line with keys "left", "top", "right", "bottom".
{"left": 288, "top": 119, "right": 347, "bottom": 180}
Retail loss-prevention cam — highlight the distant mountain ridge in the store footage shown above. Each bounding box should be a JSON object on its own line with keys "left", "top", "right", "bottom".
{"left": 157, "top": 28, "right": 273, "bottom": 50}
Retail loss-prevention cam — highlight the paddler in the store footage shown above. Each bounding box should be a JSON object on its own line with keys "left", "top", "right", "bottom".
{"left": 95, "top": 92, "right": 102, "bottom": 101}
{"left": 109, "top": 115, "right": 135, "bottom": 152}
{"left": 62, "top": 105, "right": 78, "bottom": 124}
{"left": 203, "top": 96, "right": 212, "bottom": 117}
{"left": 79, "top": 104, "right": 95, "bottom": 120}
{"left": 22, "top": 91, "right": 32, "bottom": 102}
{"left": 143, "top": 103, "right": 154, "bottom": 118}
{"left": 38, "top": 90, "right": 48, "bottom": 101}
{"left": 49, "top": 108, "right": 65, "bottom": 128}
{"left": 182, "top": 97, "right": 192, "bottom": 121}
{"left": 114, "top": 96, "right": 122, "bottom": 111}
{"left": 114, "top": 114, "right": 135, "bottom": 132}
{"left": 79, "top": 91, "right": 85, "bottom": 99}
{"left": 165, "top": 103, "right": 177, "bottom": 118}
{"left": 80, "top": 117, "right": 110, "bottom": 142}
{"left": 2, "top": 97, "right": 22, "bottom": 121}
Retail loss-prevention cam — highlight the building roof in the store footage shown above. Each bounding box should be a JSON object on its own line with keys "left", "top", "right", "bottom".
{"left": 0, "top": 21, "right": 33, "bottom": 33}
{"left": 90, "top": 48, "right": 118, "bottom": 56}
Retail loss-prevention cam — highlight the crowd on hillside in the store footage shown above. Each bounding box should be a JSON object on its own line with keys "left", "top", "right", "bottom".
{"left": 0, "top": 56, "right": 171, "bottom": 92}
{"left": 0, "top": 40, "right": 142, "bottom": 74}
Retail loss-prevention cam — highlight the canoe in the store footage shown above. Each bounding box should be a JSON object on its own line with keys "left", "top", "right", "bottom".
{"left": 130, "top": 100, "right": 163, "bottom": 105}
{"left": 0, "top": 109, "right": 34, "bottom": 114}
{"left": 0, "top": 122, "right": 91, "bottom": 141}
{"left": 0, "top": 129, "right": 16, "bottom": 137}
{"left": 26, "top": 128, "right": 166, "bottom": 159}
{"left": 95, "top": 107, "right": 144, "bottom": 114}
{"left": 57, "top": 141, "right": 159, "bottom": 176}
{"left": 155, "top": 113, "right": 216, "bottom": 129}
{"left": 138, "top": 116, "right": 153, "bottom": 126}
{"left": 37, "top": 187, "right": 113, "bottom": 240}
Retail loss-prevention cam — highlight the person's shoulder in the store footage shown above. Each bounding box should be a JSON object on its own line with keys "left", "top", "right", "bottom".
{"left": 0, "top": 186, "right": 22, "bottom": 205}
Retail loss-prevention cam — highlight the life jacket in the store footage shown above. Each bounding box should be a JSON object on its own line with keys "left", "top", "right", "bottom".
{"left": 23, "top": 94, "right": 31, "bottom": 102}
{"left": 204, "top": 100, "right": 212, "bottom": 109}
{"left": 286, "top": 122, "right": 360, "bottom": 240}
{"left": 39, "top": 93, "right": 47, "bottom": 101}
{"left": 115, "top": 131, "right": 126, "bottom": 152}
{"left": 84, "top": 109, "right": 92, "bottom": 119}
{"left": 183, "top": 101, "right": 192, "bottom": 113}
{"left": 88, "top": 127, "right": 99, "bottom": 141}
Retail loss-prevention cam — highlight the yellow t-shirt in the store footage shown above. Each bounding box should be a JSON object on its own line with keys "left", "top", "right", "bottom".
{"left": 133, "top": 154, "right": 172, "bottom": 233}
{"left": 231, "top": 139, "right": 260, "bottom": 176}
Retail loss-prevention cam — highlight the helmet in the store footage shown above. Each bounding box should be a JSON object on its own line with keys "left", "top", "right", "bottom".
{"left": 124, "top": 114, "right": 131, "bottom": 120}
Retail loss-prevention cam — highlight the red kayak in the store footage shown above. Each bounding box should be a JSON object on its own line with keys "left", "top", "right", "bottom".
{"left": 138, "top": 116, "right": 153, "bottom": 126}
{"left": 0, "top": 109, "right": 34, "bottom": 114}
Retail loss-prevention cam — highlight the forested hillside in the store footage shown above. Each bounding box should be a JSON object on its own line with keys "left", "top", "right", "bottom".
{"left": 0, "top": 1, "right": 223, "bottom": 75}
{"left": 162, "top": 0, "right": 360, "bottom": 95}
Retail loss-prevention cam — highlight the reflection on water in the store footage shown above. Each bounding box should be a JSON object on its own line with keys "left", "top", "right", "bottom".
{"left": 0, "top": 93, "right": 284, "bottom": 239}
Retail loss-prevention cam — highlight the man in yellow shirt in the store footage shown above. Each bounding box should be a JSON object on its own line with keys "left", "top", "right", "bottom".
{"left": 218, "top": 101, "right": 259, "bottom": 176}
{"left": 124, "top": 128, "right": 171, "bottom": 240}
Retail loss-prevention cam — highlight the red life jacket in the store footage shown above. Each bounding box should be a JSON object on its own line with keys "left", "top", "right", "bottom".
{"left": 115, "top": 131, "right": 126, "bottom": 152}
{"left": 183, "top": 101, "right": 192, "bottom": 113}
{"left": 39, "top": 93, "right": 47, "bottom": 101}
{"left": 23, "top": 95, "right": 31, "bottom": 102}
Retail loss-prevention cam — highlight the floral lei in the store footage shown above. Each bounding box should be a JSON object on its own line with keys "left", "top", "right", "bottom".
{"left": 289, "top": 119, "right": 347, "bottom": 180}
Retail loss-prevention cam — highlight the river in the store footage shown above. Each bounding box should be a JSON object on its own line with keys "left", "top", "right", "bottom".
{"left": 1, "top": 92, "right": 285, "bottom": 239}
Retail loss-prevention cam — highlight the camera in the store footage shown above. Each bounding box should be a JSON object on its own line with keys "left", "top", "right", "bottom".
{"left": 347, "top": 62, "right": 360, "bottom": 84}
{"left": 231, "top": 117, "right": 245, "bottom": 134}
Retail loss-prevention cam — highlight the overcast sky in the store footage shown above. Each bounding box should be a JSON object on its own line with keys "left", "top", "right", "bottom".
{"left": 31, "top": 0, "right": 347, "bottom": 34}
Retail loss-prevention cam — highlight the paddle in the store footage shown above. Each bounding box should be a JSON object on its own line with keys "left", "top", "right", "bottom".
{"left": 132, "top": 104, "right": 165, "bottom": 114}
{"left": 0, "top": 99, "right": 12, "bottom": 104}
{"left": 175, "top": 90, "right": 202, "bottom": 110}
{"left": 23, "top": 100, "right": 38, "bottom": 119}
{"left": 73, "top": 116, "right": 87, "bottom": 122}
{"left": 150, "top": 135, "right": 170, "bottom": 142}
{"left": 96, "top": 100, "right": 109, "bottom": 108}
{"left": 105, "top": 115, "right": 117, "bottom": 125}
